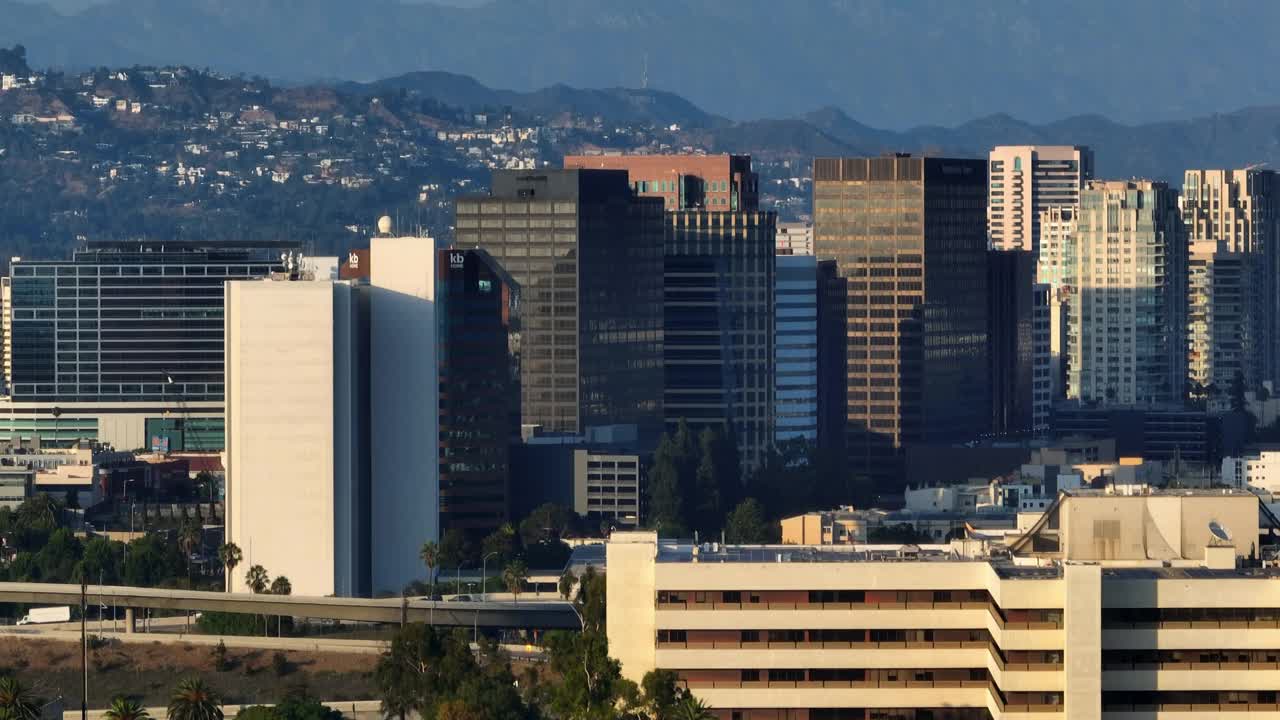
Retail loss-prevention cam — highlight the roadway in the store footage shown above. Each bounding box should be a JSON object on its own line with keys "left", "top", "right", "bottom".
{"left": 0, "top": 582, "right": 581, "bottom": 629}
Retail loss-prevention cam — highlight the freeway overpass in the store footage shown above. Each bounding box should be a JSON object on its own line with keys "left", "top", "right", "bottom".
{"left": 0, "top": 582, "right": 581, "bottom": 630}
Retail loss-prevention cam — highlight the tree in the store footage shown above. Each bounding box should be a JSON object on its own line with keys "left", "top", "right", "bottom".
{"left": 673, "top": 694, "right": 715, "bottom": 720}
{"left": 646, "top": 422, "right": 696, "bottom": 535}
{"left": 517, "top": 503, "right": 574, "bottom": 547}
{"left": 480, "top": 524, "right": 515, "bottom": 566}
{"left": 0, "top": 676, "right": 42, "bottom": 720}
{"left": 437, "top": 529, "right": 472, "bottom": 578}
{"left": 557, "top": 570, "right": 575, "bottom": 601}
{"left": 167, "top": 678, "right": 222, "bottom": 720}
{"left": 178, "top": 522, "right": 201, "bottom": 580}
{"left": 502, "top": 559, "right": 528, "bottom": 603}
{"left": 691, "top": 426, "right": 741, "bottom": 537}
{"left": 216, "top": 543, "right": 242, "bottom": 592}
{"left": 435, "top": 700, "right": 480, "bottom": 720}
{"left": 105, "top": 696, "right": 152, "bottom": 720}
{"left": 243, "top": 565, "right": 269, "bottom": 594}
{"left": 270, "top": 576, "right": 292, "bottom": 596}
{"left": 641, "top": 670, "right": 685, "bottom": 720}
{"left": 724, "top": 498, "right": 773, "bottom": 544}
{"left": 374, "top": 625, "right": 527, "bottom": 720}
{"left": 419, "top": 540, "right": 440, "bottom": 596}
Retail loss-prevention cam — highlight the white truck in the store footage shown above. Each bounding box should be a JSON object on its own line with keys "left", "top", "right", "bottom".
{"left": 16, "top": 606, "right": 71, "bottom": 625}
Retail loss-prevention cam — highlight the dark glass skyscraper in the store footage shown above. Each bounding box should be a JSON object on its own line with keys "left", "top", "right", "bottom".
{"left": 437, "top": 248, "right": 521, "bottom": 537}
{"left": 9, "top": 241, "right": 289, "bottom": 404}
{"left": 665, "top": 210, "right": 775, "bottom": 470}
{"left": 454, "top": 169, "right": 664, "bottom": 446}
{"left": 813, "top": 155, "right": 990, "bottom": 487}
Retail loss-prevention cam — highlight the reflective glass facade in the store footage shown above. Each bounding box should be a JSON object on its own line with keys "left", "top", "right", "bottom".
{"left": 9, "top": 241, "right": 288, "bottom": 403}
{"left": 665, "top": 210, "right": 775, "bottom": 470}
{"left": 455, "top": 170, "right": 664, "bottom": 445}
{"left": 775, "top": 254, "right": 820, "bottom": 444}
{"left": 437, "top": 248, "right": 521, "bottom": 537}
{"left": 813, "top": 156, "right": 989, "bottom": 485}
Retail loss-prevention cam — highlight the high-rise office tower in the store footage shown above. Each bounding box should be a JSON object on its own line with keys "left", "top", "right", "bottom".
{"left": 1180, "top": 168, "right": 1280, "bottom": 388}
{"left": 225, "top": 276, "right": 370, "bottom": 597}
{"left": 455, "top": 170, "right": 665, "bottom": 445}
{"left": 665, "top": 210, "right": 775, "bottom": 469}
{"left": 813, "top": 155, "right": 989, "bottom": 484}
{"left": 564, "top": 155, "right": 775, "bottom": 470}
{"left": 564, "top": 154, "right": 758, "bottom": 211}
{"left": 437, "top": 248, "right": 521, "bottom": 538}
{"left": 1068, "top": 180, "right": 1186, "bottom": 406}
{"left": 774, "top": 250, "right": 846, "bottom": 451}
{"left": 5, "top": 241, "right": 291, "bottom": 450}
{"left": 225, "top": 224, "right": 441, "bottom": 597}
{"left": 988, "top": 145, "right": 1093, "bottom": 252}
{"left": 987, "top": 250, "right": 1052, "bottom": 436}
{"left": 1187, "top": 241, "right": 1256, "bottom": 394}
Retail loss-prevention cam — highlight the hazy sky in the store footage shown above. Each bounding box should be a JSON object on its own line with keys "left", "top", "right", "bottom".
{"left": 39, "top": 0, "right": 489, "bottom": 13}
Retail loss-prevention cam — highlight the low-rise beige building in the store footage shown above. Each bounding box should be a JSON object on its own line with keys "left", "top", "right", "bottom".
{"left": 609, "top": 491, "right": 1280, "bottom": 720}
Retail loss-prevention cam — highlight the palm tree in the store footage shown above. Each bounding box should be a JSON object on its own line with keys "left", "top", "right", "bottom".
{"left": 419, "top": 540, "right": 440, "bottom": 597}
{"left": 216, "top": 543, "right": 241, "bottom": 592}
{"left": 269, "top": 575, "right": 292, "bottom": 638}
{"left": 502, "top": 559, "right": 528, "bottom": 604}
{"left": 269, "top": 576, "right": 291, "bottom": 596}
{"left": 178, "top": 523, "right": 201, "bottom": 581}
{"left": 0, "top": 676, "right": 43, "bottom": 720}
{"left": 672, "top": 694, "right": 714, "bottom": 720}
{"left": 166, "top": 678, "right": 222, "bottom": 720}
{"left": 104, "top": 696, "right": 152, "bottom": 720}
{"left": 243, "top": 564, "right": 269, "bottom": 594}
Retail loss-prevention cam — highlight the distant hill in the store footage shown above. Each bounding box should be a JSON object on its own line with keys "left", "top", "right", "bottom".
{"left": 333, "top": 72, "right": 1280, "bottom": 182}
{"left": 343, "top": 72, "right": 727, "bottom": 129}
{"left": 8, "top": 0, "right": 1280, "bottom": 128}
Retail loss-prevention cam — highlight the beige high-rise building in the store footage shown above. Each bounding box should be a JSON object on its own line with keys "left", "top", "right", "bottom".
{"left": 1180, "top": 168, "right": 1280, "bottom": 388}
{"left": 988, "top": 146, "right": 1093, "bottom": 253}
{"left": 1036, "top": 207, "right": 1075, "bottom": 401}
{"left": 608, "top": 491, "right": 1278, "bottom": 720}
{"left": 1067, "top": 181, "right": 1186, "bottom": 406}
{"left": 1187, "top": 241, "right": 1257, "bottom": 394}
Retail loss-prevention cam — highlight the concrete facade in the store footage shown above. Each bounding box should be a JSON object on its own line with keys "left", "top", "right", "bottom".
{"left": 1067, "top": 181, "right": 1186, "bottom": 406}
{"left": 370, "top": 236, "right": 439, "bottom": 595}
{"left": 608, "top": 492, "right": 1280, "bottom": 720}
{"left": 1181, "top": 169, "right": 1280, "bottom": 387}
{"left": 988, "top": 145, "right": 1093, "bottom": 253}
{"left": 224, "top": 279, "right": 368, "bottom": 597}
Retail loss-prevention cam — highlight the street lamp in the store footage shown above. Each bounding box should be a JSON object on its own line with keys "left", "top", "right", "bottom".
{"left": 481, "top": 551, "right": 498, "bottom": 601}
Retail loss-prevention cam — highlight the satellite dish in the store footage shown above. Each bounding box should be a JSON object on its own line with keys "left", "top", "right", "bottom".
{"left": 1210, "top": 521, "right": 1232, "bottom": 542}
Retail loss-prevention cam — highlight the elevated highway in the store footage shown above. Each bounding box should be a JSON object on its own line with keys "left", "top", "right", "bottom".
{"left": 0, "top": 582, "right": 581, "bottom": 629}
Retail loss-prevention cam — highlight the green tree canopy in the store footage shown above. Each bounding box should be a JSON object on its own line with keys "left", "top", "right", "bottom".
{"left": 723, "top": 498, "right": 773, "bottom": 544}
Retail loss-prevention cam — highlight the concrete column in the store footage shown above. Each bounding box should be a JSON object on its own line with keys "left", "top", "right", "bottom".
{"left": 1064, "top": 564, "right": 1101, "bottom": 720}
{"left": 606, "top": 531, "right": 658, "bottom": 683}
{"left": 124, "top": 607, "right": 136, "bottom": 634}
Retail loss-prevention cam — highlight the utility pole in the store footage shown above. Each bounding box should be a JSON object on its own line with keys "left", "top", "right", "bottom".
{"left": 80, "top": 578, "right": 88, "bottom": 720}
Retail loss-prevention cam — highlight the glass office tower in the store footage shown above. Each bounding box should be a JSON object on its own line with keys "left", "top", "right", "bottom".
{"left": 454, "top": 169, "right": 664, "bottom": 447}
{"left": 9, "top": 241, "right": 289, "bottom": 404}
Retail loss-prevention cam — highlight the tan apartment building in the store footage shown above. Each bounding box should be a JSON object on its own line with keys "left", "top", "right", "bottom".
{"left": 608, "top": 491, "right": 1279, "bottom": 720}
{"left": 1181, "top": 169, "right": 1280, "bottom": 389}
{"left": 1067, "top": 180, "right": 1186, "bottom": 406}
{"left": 988, "top": 146, "right": 1092, "bottom": 253}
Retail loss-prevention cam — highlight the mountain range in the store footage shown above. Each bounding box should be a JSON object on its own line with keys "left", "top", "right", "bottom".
{"left": 7, "top": 0, "right": 1280, "bottom": 128}
{"left": 346, "top": 71, "right": 1280, "bottom": 183}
